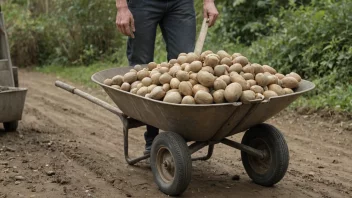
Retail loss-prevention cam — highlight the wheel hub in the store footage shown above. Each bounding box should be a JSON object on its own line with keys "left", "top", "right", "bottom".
{"left": 156, "top": 147, "right": 175, "bottom": 183}
{"left": 248, "top": 138, "right": 271, "bottom": 174}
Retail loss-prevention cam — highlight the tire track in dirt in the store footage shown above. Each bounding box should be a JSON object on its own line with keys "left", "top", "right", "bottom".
{"left": 1, "top": 70, "right": 350, "bottom": 198}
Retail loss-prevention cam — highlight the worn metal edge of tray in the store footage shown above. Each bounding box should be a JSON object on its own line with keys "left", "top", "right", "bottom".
{"left": 0, "top": 86, "right": 28, "bottom": 94}
{"left": 91, "top": 67, "right": 315, "bottom": 107}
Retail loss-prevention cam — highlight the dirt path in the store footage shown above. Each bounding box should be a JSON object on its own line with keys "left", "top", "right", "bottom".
{"left": 1, "top": 70, "right": 351, "bottom": 198}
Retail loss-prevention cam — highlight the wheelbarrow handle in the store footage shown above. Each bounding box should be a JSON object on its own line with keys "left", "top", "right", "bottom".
{"left": 194, "top": 18, "right": 209, "bottom": 56}
{"left": 55, "top": 80, "right": 124, "bottom": 118}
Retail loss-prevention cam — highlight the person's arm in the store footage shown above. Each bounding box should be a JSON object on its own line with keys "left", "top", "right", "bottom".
{"left": 203, "top": 0, "right": 219, "bottom": 27}
{"left": 116, "top": 0, "right": 135, "bottom": 38}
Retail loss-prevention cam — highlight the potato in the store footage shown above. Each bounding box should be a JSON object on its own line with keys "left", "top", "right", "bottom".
{"left": 192, "top": 84, "right": 209, "bottom": 95}
{"left": 268, "top": 84, "right": 285, "bottom": 96}
{"left": 242, "top": 73, "right": 254, "bottom": 80}
{"left": 217, "top": 50, "right": 231, "bottom": 60}
{"left": 150, "top": 70, "right": 160, "bottom": 76}
{"left": 214, "top": 65, "right": 227, "bottom": 77}
{"left": 240, "top": 90, "right": 256, "bottom": 104}
{"left": 179, "top": 81, "right": 193, "bottom": 96}
{"left": 230, "top": 75, "right": 248, "bottom": 90}
{"left": 130, "top": 88, "right": 138, "bottom": 94}
{"left": 131, "top": 81, "right": 140, "bottom": 89}
{"left": 150, "top": 86, "right": 166, "bottom": 100}
{"left": 204, "top": 54, "right": 220, "bottom": 67}
{"left": 134, "top": 65, "right": 143, "bottom": 71}
{"left": 283, "top": 88, "right": 294, "bottom": 94}
{"left": 167, "top": 89, "right": 180, "bottom": 94}
{"left": 213, "top": 89, "right": 225, "bottom": 103}
{"left": 219, "top": 75, "right": 231, "bottom": 85}
{"left": 200, "top": 50, "right": 213, "bottom": 60}
{"left": 141, "top": 77, "right": 152, "bottom": 86}
{"left": 287, "top": 72, "right": 302, "bottom": 82}
{"left": 214, "top": 78, "right": 227, "bottom": 90}
{"left": 169, "top": 65, "right": 182, "bottom": 77}
{"left": 189, "top": 73, "right": 198, "bottom": 81}
{"left": 186, "top": 52, "right": 199, "bottom": 63}
{"left": 229, "top": 63, "right": 243, "bottom": 73}
{"left": 169, "top": 59, "right": 177, "bottom": 66}
{"left": 189, "top": 79, "right": 198, "bottom": 86}
{"left": 163, "top": 92, "right": 182, "bottom": 104}
{"left": 148, "top": 62, "right": 157, "bottom": 71}
{"left": 197, "top": 71, "right": 215, "bottom": 87}
{"left": 233, "top": 56, "right": 249, "bottom": 66}
{"left": 121, "top": 82, "right": 131, "bottom": 92}
{"left": 163, "top": 83, "right": 170, "bottom": 92}
{"left": 178, "top": 52, "right": 187, "bottom": 57}
{"left": 177, "top": 55, "right": 187, "bottom": 65}
{"left": 281, "top": 76, "right": 299, "bottom": 88}
{"left": 111, "top": 75, "right": 124, "bottom": 86}
{"left": 170, "top": 78, "right": 181, "bottom": 89}
{"left": 159, "top": 67, "right": 169, "bottom": 74}
{"left": 147, "top": 84, "right": 157, "bottom": 93}
{"left": 176, "top": 70, "right": 190, "bottom": 81}
{"left": 104, "top": 78, "right": 113, "bottom": 86}
{"left": 250, "top": 85, "right": 264, "bottom": 94}
{"left": 275, "top": 73, "right": 285, "bottom": 80}
{"left": 201, "top": 66, "right": 214, "bottom": 74}
{"left": 130, "top": 69, "right": 137, "bottom": 73}
{"left": 136, "top": 83, "right": 144, "bottom": 90}
{"left": 189, "top": 61, "right": 202, "bottom": 72}
{"left": 181, "top": 63, "right": 189, "bottom": 70}
{"left": 263, "top": 90, "right": 278, "bottom": 100}
{"left": 251, "top": 63, "right": 264, "bottom": 74}
{"left": 220, "top": 57, "right": 232, "bottom": 66}
{"left": 123, "top": 72, "right": 137, "bottom": 84}
{"left": 184, "top": 64, "right": 191, "bottom": 72}
{"left": 195, "top": 90, "right": 213, "bottom": 104}
{"left": 247, "top": 79, "right": 257, "bottom": 87}
{"left": 255, "top": 73, "right": 270, "bottom": 87}
{"left": 160, "top": 62, "right": 169, "bottom": 68}
{"left": 136, "top": 86, "right": 148, "bottom": 96}
{"left": 151, "top": 73, "right": 161, "bottom": 85}
{"left": 242, "top": 64, "right": 255, "bottom": 74}
{"left": 159, "top": 73, "right": 173, "bottom": 84}
{"left": 111, "top": 85, "right": 120, "bottom": 89}
{"left": 255, "top": 93, "right": 265, "bottom": 100}
{"left": 137, "top": 70, "right": 150, "bottom": 80}
{"left": 224, "top": 83, "right": 242, "bottom": 102}
{"left": 262, "top": 65, "right": 277, "bottom": 74}
{"left": 267, "top": 75, "right": 279, "bottom": 85}
{"left": 231, "top": 53, "right": 242, "bottom": 59}
{"left": 181, "top": 96, "right": 196, "bottom": 104}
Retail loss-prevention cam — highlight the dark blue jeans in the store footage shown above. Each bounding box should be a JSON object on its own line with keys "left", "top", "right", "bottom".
{"left": 127, "top": 0, "right": 196, "bottom": 151}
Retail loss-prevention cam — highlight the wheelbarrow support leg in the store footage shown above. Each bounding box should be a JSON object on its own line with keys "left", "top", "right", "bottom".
{"left": 191, "top": 144, "right": 214, "bottom": 161}
{"left": 188, "top": 142, "right": 215, "bottom": 161}
{"left": 122, "top": 116, "right": 150, "bottom": 165}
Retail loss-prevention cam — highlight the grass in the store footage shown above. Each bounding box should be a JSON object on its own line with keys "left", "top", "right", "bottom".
{"left": 36, "top": 62, "right": 118, "bottom": 88}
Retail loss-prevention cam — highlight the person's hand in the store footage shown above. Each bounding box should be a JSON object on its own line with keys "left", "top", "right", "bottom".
{"left": 203, "top": 0, "right": 219, "bottom": 27}
{"left": 116, "top": 6, "right": 135, "bottom": 38}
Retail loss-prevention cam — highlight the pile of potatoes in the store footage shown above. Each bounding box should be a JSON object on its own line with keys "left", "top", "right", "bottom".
{"left": 103, "top": 50, "right": 302, "bottom": 104}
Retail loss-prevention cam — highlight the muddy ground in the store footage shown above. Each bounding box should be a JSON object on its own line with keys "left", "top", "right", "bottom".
{"left": 0, "top": 70, "right": 351, "bottom": 198}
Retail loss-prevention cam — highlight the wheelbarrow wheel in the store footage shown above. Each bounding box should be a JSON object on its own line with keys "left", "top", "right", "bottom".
{"left": 3, "top": 121, "right": 18, "bottom": 132}
{"left": 241, "top": 123, "right": 289, "bottom": 187}
{"left": 150, "top": 132, "right": 191, "bottom": 196}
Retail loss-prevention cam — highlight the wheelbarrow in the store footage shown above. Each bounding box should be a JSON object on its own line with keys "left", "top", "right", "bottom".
{"left": 55, "top": 68, "right": 315, "bottom": 196}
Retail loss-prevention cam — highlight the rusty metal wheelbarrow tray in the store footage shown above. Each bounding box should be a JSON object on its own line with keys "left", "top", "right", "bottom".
{"left": 91, "top": 67, "right": 315, "bottom": 142}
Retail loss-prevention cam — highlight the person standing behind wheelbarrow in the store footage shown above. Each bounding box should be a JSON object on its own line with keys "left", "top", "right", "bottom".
{"left": 115, "top": 0, "right": 219, "bottom": 155}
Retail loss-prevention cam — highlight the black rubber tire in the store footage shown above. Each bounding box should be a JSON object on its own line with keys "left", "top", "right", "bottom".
{"left": 241, "top": 123, "right": 289, "bottom": 187}
{"left": 150, "top": 132, "right": 192, "bottom": 196}
{"left": 3, "top": 121, "right": 18, "bottom": 132}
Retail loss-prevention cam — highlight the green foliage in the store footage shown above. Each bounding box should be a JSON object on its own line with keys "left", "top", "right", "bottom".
{"left": 214, "top": 0, "right": 311, "bottom": 45}
{"left": 248, "top": 0, "right": 352, "bottom": 81}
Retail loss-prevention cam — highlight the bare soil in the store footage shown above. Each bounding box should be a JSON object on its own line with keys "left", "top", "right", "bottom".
{"left": 1, "top": 70, "right": 351, "bottom": 198}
